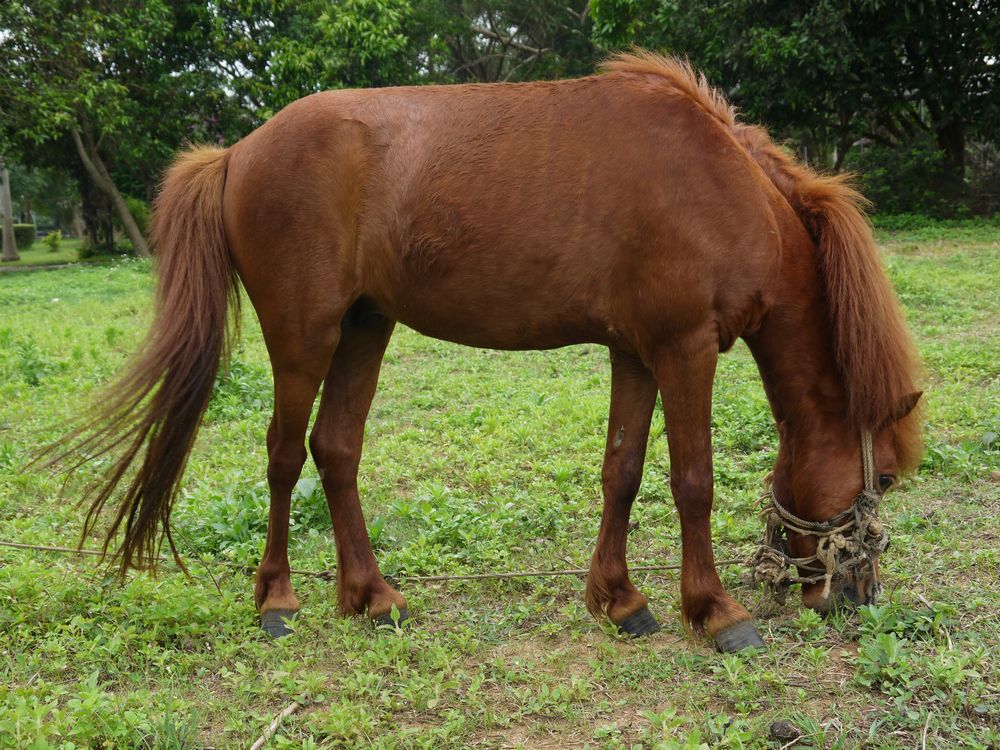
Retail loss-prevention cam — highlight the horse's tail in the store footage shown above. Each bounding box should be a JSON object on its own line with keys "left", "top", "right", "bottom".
{"left": 56, "top": 146, "right": 239, "bottom": 573}
{"left": 734, "top": 124, "right": 922, "bottom": 470}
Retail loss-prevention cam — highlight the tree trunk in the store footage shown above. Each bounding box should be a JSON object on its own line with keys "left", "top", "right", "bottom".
{"left": 0, "top": 156, "right": 20, "bottom": 262}
{"left": 79, "top": 168, "right": 103, "bottom": 249}
{"left": 70, "top": 127, "right": 150, "bottom": 257}
{"left": 71, "top": 203, "right": 85, "bottom": 239}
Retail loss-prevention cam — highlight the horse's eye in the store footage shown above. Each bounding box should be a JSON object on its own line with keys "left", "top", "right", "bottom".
{"left": 878, "top": 474, "right": 895, "bottom": 492}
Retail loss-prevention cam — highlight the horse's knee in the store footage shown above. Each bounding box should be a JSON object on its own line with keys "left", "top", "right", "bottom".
{"left": 602, "top": 462, "right": 643, "bottom": 505}
{"left": 267, "top": 443, "right": 307, "bottom": 489}
{"left": 309, "top": 430, "right": 358, "bottom": 492}
{"left": 309, "top": 427, "right": 349, "bottom": 468}
{"left": 670, "top": 473, "right": 713, "bottom": 509}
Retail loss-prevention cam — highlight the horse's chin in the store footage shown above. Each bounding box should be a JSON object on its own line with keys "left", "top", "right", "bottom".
{"left": 801, "top": 573, "right": 881, "bottom": 613}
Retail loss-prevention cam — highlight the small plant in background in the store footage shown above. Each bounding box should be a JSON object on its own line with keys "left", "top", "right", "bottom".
{"left": 15, "top": 338, "right": 52, "bottom": 386}
{"left": 792, "top": 606, "right": 827, "bottom": 640}
{"left": 0, "top": 441, "right": 17, "bottom": 470}
{"left": 855, "top": 632, "right": 915, "bottom": 696}
{"left": 43, "top": 229, "right": 61, "bottom": 252}
{"left": 801, "top": 644, "right": 830, "bottom": 670}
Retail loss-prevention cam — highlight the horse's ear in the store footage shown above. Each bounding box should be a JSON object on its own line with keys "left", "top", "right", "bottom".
{"left": 880, "top": 391, "right": 922, "bottom": 429}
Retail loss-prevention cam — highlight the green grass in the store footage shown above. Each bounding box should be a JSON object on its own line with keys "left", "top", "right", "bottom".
{"left": 0, "top": 238, "right": 85, "bottom": 268}
{"left": 0, "top": 226, "right": 998, "bottom": 748}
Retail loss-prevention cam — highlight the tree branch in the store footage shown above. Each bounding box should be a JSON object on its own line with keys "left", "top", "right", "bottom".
{"left": 71, "top": 120, "right": 150, "bottom": 257}
{"left": 470, "top": 24, "right": 549, "bottom": 57}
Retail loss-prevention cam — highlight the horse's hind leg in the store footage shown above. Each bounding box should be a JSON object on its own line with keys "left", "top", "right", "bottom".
{"left": 652, "top": 333, "right": 764, "bottom": 652}
{"left": 309, "top": 307, "right": 407, "bottom": 625}
{"left": 255, "top": 323, "right": 344, "bottom": 637}
{"left": 586, "top": 350, "right": 660, "bottom": 636}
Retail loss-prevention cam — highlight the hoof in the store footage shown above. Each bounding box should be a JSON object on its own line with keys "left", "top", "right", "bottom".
{"left": 714, "top": 620, "right": 765, "bottom": 653}
{"left": 616, "top": 606, "right": 661, "bottom": 638}
{"left": 260, "top": 609, "right": 297, "bottom": 638}
{"left": 373, "top": 608, "right": 409, "bottom": 629}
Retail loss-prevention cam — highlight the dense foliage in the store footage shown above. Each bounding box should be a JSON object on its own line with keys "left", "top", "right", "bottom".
{"left": 0, "top": 0, "right": 997, "bottom": 245}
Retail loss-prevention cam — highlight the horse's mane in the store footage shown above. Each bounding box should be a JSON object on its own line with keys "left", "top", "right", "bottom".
{"left": 602, "top": 51, "right": 923, "bottom": 473}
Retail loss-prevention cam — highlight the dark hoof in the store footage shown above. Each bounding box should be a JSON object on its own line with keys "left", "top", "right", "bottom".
{"left": 714, "top": 620, "right": 765, "bottom": 653}
{"left": 617, "top": 606, "right": 662, "bottom": 638}
{"left": 260, "top": 608, "right": 298, "bottom": 638}
{"left": 373, "top": 608, "right": 409, "bottom": 629}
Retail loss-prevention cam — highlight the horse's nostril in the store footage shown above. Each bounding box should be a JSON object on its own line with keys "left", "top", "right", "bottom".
{"left": 841, "top": 585, "right": 860, "bottom": 604}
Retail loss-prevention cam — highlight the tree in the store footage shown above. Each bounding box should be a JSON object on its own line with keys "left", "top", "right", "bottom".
{"left": 0, "top": 1, "right": 234, "bottom": 256}
{"left": 1, "top": 155, "right": 19, "bottom": 262}
{"left": 591, "top": 0, "right": 999, "bottom": 194}
{"left": 430, "top": 0, "right": 596, "bottom": 83}
{"left": 206, "top": 0, "right": 598, "bottom": 117}
{"left": 6, "top": 162, "right": 80, "bottom": 233}
{"left": 849, "top": 0, "right": 999, "bottom": 195}
{"left": 207, "top": 0, "right": 439, "bottom": 120}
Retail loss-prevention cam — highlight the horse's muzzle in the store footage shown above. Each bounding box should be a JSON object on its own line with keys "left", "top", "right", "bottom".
{"left": 801, "top": 559, "right": 882, "bottom": 611}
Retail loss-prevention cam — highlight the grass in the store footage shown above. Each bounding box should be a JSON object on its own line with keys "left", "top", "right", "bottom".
{"left": 0, "top": 221, "right": 997, "bottom": 748}
{"left": 0, "top": 238, "right": 85, "bottom": 268}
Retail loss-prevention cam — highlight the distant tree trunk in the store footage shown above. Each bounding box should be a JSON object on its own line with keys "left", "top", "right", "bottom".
{"left": 71, "top": 204, "right": 84, "bottom": 239}
{"left": 0, "top": 156, "right": 20, "bottom": 262}
{"left": 834, "top": 134, "right": 853, "bottom": 171}
{"left": 833, "top": 110, "right": 855, "bottom": 172}
{"left": 79, "top": 172, "right": 114, "bottom": 251}
{"left": 70, "top": 124, "right": 150, "bottom": 257}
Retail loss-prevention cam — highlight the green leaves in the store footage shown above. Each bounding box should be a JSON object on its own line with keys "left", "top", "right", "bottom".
{"left": 590, "top": 0, "right": 998, "bottom": 211}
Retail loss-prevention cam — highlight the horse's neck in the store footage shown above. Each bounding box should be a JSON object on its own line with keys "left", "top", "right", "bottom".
{"left": 743, "top": 237, "right": 848, "bottom": 436}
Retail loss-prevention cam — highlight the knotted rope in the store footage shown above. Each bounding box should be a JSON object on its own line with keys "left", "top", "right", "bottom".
{"left": 750, "top": 430, "right": 889, "bottom": 601}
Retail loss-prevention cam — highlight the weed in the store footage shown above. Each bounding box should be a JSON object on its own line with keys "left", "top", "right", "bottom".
{"left": 14, "top": 338, "right": 53, "bottom": 386}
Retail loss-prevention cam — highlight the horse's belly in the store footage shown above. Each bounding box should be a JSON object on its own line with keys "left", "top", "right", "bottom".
{"left": 376, "top": 267, "right": 616, "bottom": 351}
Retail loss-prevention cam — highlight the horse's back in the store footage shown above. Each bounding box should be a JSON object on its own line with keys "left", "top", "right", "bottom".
{"left": 223, "top": 74, "right": 790, "bottom": 356}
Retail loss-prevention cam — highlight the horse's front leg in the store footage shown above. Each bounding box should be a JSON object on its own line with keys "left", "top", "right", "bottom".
{"left": 586, "top": 350, "right": 660, "bottom": 635}
{"left": 654, "top": 334, "right": 765, "bottom": 652}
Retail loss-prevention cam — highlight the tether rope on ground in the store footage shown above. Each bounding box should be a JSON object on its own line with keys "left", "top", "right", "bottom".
{"left": 0, "top": 539, "right": 744, "bottom": 582}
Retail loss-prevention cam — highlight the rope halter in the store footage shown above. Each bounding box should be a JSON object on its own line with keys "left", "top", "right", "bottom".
{"left": 751, "top": 430, "right": 890, "bottom": 601}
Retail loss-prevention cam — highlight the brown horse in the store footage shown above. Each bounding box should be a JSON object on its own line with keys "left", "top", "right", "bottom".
{"left": 63, "top": 51, "right": 922, "bottom": 652}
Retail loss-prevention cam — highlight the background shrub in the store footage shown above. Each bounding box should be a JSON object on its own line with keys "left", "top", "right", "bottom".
{"left": 846, "top": 134, "right": 958, "bottom": 217}
{"left": 79, "top": 239, "right": 133, "bottom": 259}
{"left": 966, "top": 141, "right": 1000, "bottom": 215}
{"left": 43, "top": 229, "right": 61, "bottom": 252}
{"left": 13, "top": 223, "right": 35, "bottom": 247}
{"left": 123, "top": 196, "right": 150, "bottom": 236}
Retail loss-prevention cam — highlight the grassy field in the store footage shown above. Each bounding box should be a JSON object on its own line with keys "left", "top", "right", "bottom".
{"left": 0, "top": 238, "right": 85, "bottom": 268}
{"left": 0, "top": 221, "right": 997, "bottom": 748}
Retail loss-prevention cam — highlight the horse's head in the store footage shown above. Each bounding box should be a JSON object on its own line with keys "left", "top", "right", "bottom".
{"left": 762, "top": 391, "right": 922, "bottom": 611}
